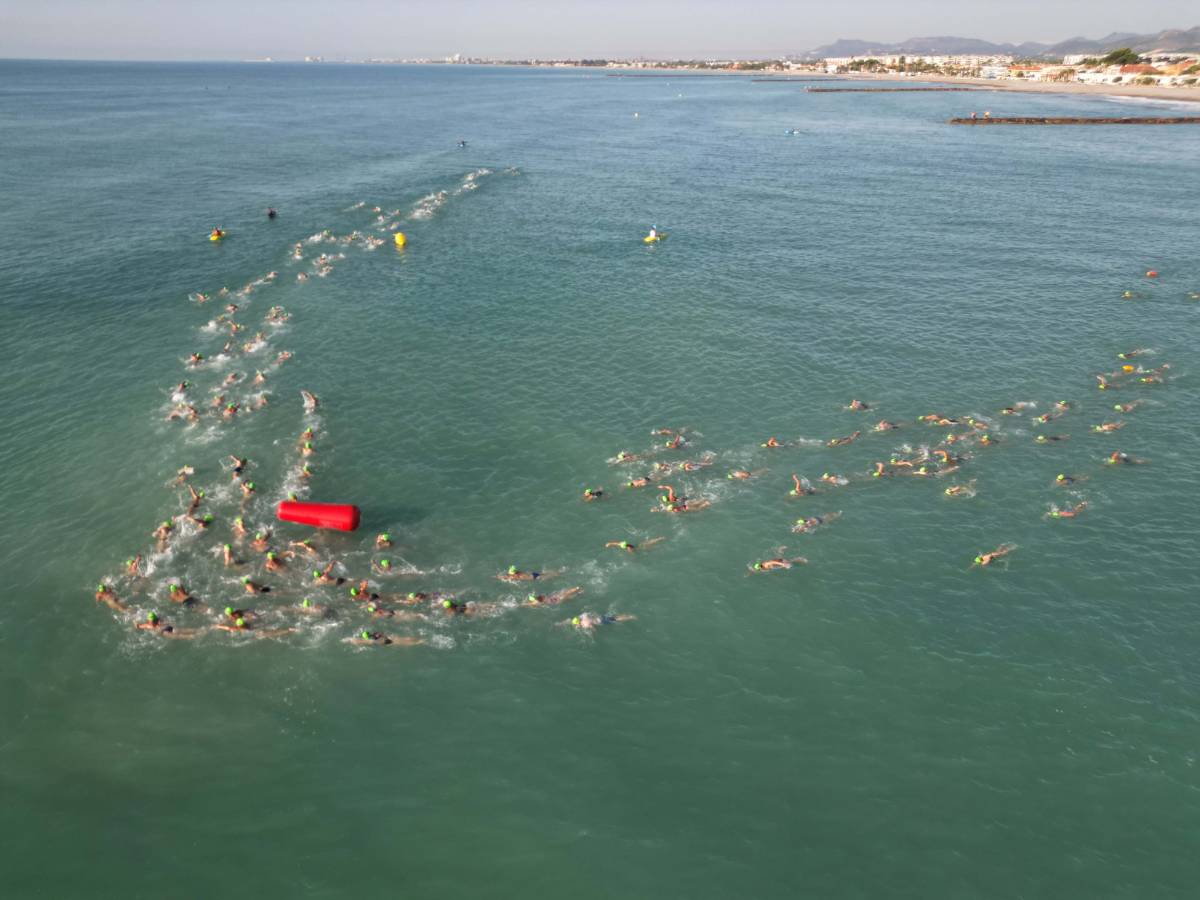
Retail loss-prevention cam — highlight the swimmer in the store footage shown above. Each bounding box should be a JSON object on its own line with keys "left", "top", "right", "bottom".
{"left": 165, "top": 404, "right": 199, "bottom": 423}
{"left": 943, "top": 481, "right": 976, "bottom": 498}
{"left": 298, "top": 463, "right": 313, "bottom": 480}
{"left": 1052, "top": 473, "right": 1083, "bottom": 487}
{"left": 240, "top": 481, "right": 256, "bottom": 499}
{"left": 727, "top": 469, "right": 766, "bottom": 481}
{"left": 560, "top": 612, "right": 636, "bottom": 633}
{"left": 167, "top": 583, "right": 196, "bottom": 605}
{"left": 251, "top": 531, "right": 271, "bottom": 552}
{"left": 1045, "top": 501, "right": 1088, "bottom": 520}
{"left": 978, "top": 434, "right": 996, "bottom": 446}
{"left": 185, "top": 485, "right": 205, "bottom": 513}
{"left": 749, "top": 556, "right": 808, "bottom": 572}
{"left": 760, "top": 437, "right": 783, "bottom": 448}
{"left": 375, "top": 533, "right": 392, "bottom": 549}
{"left": 971, "top": 543, "right": 1016, "bottom": 568}
{"left": 1112, "top": 401, "right": 1143, "bottom": 414}
{"left": 312, "top": 561, "right": 343, "bottom": 585}
{"left": 152, "top": 519, "right": 174, "bottom": 549}
{"left": 349, "top": 582, "right": 380, "bottom": 602}
{"left": 498, "top": 566, "right": 563, "bottom": 584}
{"left": 439, "top": 599, "right": 497, "bottom": 617}
{"left": 95, "top": 583, "right": 127, "bottom": 612}
{"left": 1053, "top": 400, "right": 1071, "bottom": 412}
{"left": 289, "top": 539, "right": 318, "bottom": 557}
{"left": 295, "top": 598, "right": 327, "bottom": 615}
{"left": 611, "top": 451, "right": 642, "bottom": 464}
{"left": 209, "top": 393, "right": 226, "bottom": 411}
{"left": 172, "top": 382, "right": 191, "bottom": 397}
{"left": 187, "top": 353, "right": 205, "bottom": 367}
{"left": 662, "top": 499, "right": 711, "bottom": 514}
{"left": 789, "top": 474, "right": 816, "bottom": 496}
{"left": 846, "top": 399, "right": 870, "bottom": 411}
{"left": 222, "top": 543, "right": 240, "bottom": 567}
{"left": 1035, "top": 435, "right": 1069, "bottom": 444}
{"left": 1105, "top": 451, "right": 1146, "bottom": 466}
{"left": 524, "top": 587, "right": 584, "bottom": 606}
{"left": 678, "top": 456, "right": 714, "bottom": 472}
{"left": 792, "top": 512, "right": 841, "bottom": 534}
{"left": 345, "top": 630, "right": 423, "bottom": 647}
{"left": 871, "top": 461, "right": 889, "bottom": 479}
{"left": 663, "top": 433, "right": 684, "bottom": 450}
{"left": 582, "top": 488, "right": 604, "bottom": 502}
{"left": 873, "top": 421, "right": 899, "bottom": 432}
{"left": 189, "top": 513, "right": 214, "bottom": 530}
{"left": 125, "top": 554, "right": 143, "bottom": 577}
{"left": 372, "top": 558, "right": 393, "bottom": 575}
{"left": 300, "top": 390, "right": 319, "bottom": 412}
{"left": 625, "top": 476, "right": 653, "bottom": 489}
{"left": 264, "top": 551, "right": 288, "bottom": 572}
{"left": 301, "top": 441, "right": 315, "bottom": 457}
{"left": 135, "top": 612, "right": 199, "bottom": 638}
{"left": 1117, "top": 348, "right": 1148, "bottom": 360}
{"left": 267, "top": 207, "right": 277, "bottom": 219}
{"left": 1092, "top": 421, "right": 1125, "bottom": 433}
{"left": 253, "top": 370, "right": 267, "bottom": 385}
{"left": 819, "top": 472, "right": 848, "bottom": 487}
{"left": 1095, "top": 375, "right": 1115, "bottom": 391}
{"left": 240, "top": 576, "right": 271, "bottom": 594}
{"left": 604, "top": 538, "right": 665, "bottom": 553}
{"left": 223, "top": 372, "right": 240, "bottom": 386}
{"left": 276, "top": 351, "right": 292, "bottom": 364}
{"left": 231, "top": 516, "right": 247, "bottom": 538}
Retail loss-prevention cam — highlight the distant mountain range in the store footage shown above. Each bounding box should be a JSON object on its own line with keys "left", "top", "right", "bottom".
{"left": 806, "top": 25, "right": 1200, "bottom": 60}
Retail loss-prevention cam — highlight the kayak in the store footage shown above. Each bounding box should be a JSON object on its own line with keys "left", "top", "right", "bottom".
{"left": 643, "top": 233, "right": 667, "bottom": 244}
{"left": 209, "top": 232, "right": 224, "bottom": 241}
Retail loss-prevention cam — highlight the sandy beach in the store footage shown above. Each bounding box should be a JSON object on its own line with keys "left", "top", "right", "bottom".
{"left": 832, "top": 70, "right": 1200, "bottom": 104}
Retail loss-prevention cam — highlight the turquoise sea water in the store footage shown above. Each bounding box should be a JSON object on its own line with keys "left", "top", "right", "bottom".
{"left": 1, "top": 60, "right": 1199, "bottom": 898}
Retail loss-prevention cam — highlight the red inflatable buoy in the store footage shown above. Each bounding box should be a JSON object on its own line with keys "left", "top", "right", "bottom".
{"left": 276, "top": 500, "right": 361, "bottom": 532}
{"left": 1146, "top": 270, "right": 1158, "bottom": 278}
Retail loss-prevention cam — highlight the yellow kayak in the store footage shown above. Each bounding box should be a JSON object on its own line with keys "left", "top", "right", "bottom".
{"left": 209, "top": 232, "right": 225, "bottom": 242}
{"left": 643, "top": 233, "right": 667, "bottom": 244}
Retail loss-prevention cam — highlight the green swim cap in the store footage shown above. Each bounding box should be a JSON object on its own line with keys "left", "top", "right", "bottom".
{"left": 302, "top": 599, "right": 311, "bottom": 608}
{"left": 225, "top": 606, "right": 233, "bottom": 616}
{"left": 822, "top": 473, "right": 830, "bottom": 479}
{"left": 572, "top": 617, "right": 581, "bottom": 625}
{"left": 203, "top": 514, "right": 213, "bottom": 523}
{"left": 407, "top": 592, "right": 417, "bottom": 600}
{"left": 974, "top": 555, "right": 983, "bottom": 564}
{"left": 361, "top": 631, "right": 371, "bottom": 639}
{"left": 247, "top": 483, "right": 255, "bottom": 490}
{"left": 753, "top": 562, "right": 762, "bottom": 570}
{"left": 380, "top": 533, "right": 390, "bottom": 541}
{"left": 304, "top": 442, "right": 312, "bottom": 449}
{"left": 380, "top": 559, "right": 390, "bottom": 568}
{"left": 350, "top": 587, "right": 359, "bottom": 596}
{"left": 288, "top": 493, "right": 297, "bottom": 501}
{"left": 162, "top": 520, "right": 172, "bottom": 528}
{"left": 626, "top": 481, "right": 635, "bottom": 487}
{"left": 97, "top": 583, "right": 106, "bottom": 591}
{"left": 148, "top": 612, "right": 157, "bottom": 623}
{"left": 312, "top": 570, "right": 320, "bottom": 579}
{"left": 367, "top": 603, "right": 376, "bottom": 612}
{"left": 241, "top": 576, "right": 250, "bottom": 584}
{"left": 267, "top": 552, "right": 276, "bottom": 560}
{"left": 234, "top": 517, "right": 243, "bottom": 525}
{"left": 620, "top": 541, "right": 630, "bottom": 549}
{"left": 255, "top": 532, "right": 264, "bottom": 540}
{"left": 1114, "top": 404, "right": 1121, "bottom": 411}
{"left": 442, "top": 599, "right": 452, "bottom": 608}
{"left": 1056, "top": 474, "right": 1065, "bottom": 481}
{"left": 170, "top": 583, "right": 180, "bottom": 592}
{"left": 527, "top": 594, "right": 539, "bottom": 603}
{"left": 236, "top": 618, "right": 246, "bottom": 628}
{"left": 224, "top": 543, "right": 231, "bottom": 551}
{"left": 508, "top": 566, "right": 517, "bottom": 575}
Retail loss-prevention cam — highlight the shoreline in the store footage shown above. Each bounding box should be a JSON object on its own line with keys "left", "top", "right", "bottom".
{"left": 816, "top": 71, "right": 1200, "bottom": 104}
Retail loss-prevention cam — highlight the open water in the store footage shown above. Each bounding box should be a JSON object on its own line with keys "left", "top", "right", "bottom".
{"left": 1, "top": 61, "right": 1199, "bottom": 898}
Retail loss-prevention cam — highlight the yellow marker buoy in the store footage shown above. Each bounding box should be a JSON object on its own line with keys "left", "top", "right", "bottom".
{"left": 393, "top": 232, "right": 407, "bottom": 248}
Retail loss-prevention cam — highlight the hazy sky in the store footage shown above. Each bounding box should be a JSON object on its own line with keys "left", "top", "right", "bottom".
{"left": 1, "top": 0, "right": 1195, "bottom": 60}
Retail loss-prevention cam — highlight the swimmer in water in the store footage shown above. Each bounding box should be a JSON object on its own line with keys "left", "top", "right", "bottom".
{"left": 349, "top": 582, "right": 380, "bottom": 602}
{"left": 1095, "top": 375, "right": 1115, "bottom": 391}
{"left": 251, "top": 531, "right": 271, "bottom": 552}
{"left": 240, "top": 481, "right": 256, "bottom": 500}
{"left": 372, "top": 558, "right": 394, "bottom": 575}
{"left": 971, "top": 544, "right": 1016, "bottom": 568}
{"left": 300, "top": 441, "right": 315, "bottom": 457}
{"left": 185, "top": 485, "right": 205, "bottom": 514}
{"left": 760, "top": 437, "right": 783, "bottom": 449}
{"left": 845, "top": 399, "right": 870, "bottom": 411}
{"left": 662, "top": 498, "right": 711, "bottom": 514}
{"left": 253, "top": 370, "right": 267, "bottom": 386}
{"left": 165, "top": 404, "right": 199, "bottom": 423}
{"left": 792, "top": 512, "right": 841, "bottom": 534}
{"left": 677, "top": 456, "right": 714, "bottom": 472}
{"left": 1092, "top": 421, "right": 1125, "bottom": 433}
{"left": 498, "top": 566, "right": 563, "bottom": 584}
{"left": 825, "top": 434, "right": 864, "bottom": 451}
{"left": 1035, "top": 434, "right": 1069, "bottom": 444}
{"left": 1112, "top": 401, "right": 1142, "bottom": 414}
{"left": 871, "top": 461, "right": 890, "bottom": 479}
{"left": 1105, "top": 451, "right": 1146, "bottom": 466}
{"left": 663, "top": 433, "right": 684, "bottom": 450}
{"left": 873, "top": 421, "right": 899, "bottom": 432}
{"left": 943, "top": 481, "right": 977, "bottom": 498}
{"left": 1045, "top": 501, "right": 1088, "bottom": 520}
{"left": 231, "top": 516, "right": 247, "bottom": 538}
{"left": 525, "top": 587, "right": 584, "bottom": 606}
{"left": 300, "top": 390, "right": 319, "bottom": 412}
{"left": 223, "top": 372, "right": 240, "bottom": 387}
{"left": 276, "top": 351, "right": 292, "bottom": 364}
{"left": 125, "top": 555, "right": 143, "bottom": 576}
{"left": 611, "top": 450, "right": 642, "bottom": 464}
{"left": 152, "top": 519, "right": 174, "bottom": 550}
{"left": 374, "top": 533, "right": 392, "bottom": 549}
{"left": 749, "top": 556, "right": 808, "bottom": 572}
{"left": 95, "top": 583, "right": 127, "bottom": 612}
{"left": 267, "top": 207, "right": 277, "bottom": 219}
{"left": 365, "top": 602, "right": 424, "bottom": 621}
{"left": 1116, "top": 348, "right": 1148, "bottom": 360}
{"left": 289, "top": 539, "right": 318, "bottom": 557}
{"left": 604, "top": 537, "right": 665, "bottom": 553}
{"left": 187, "top": 353, "right": 205, "bottom": 367}
{"left": 727, "top": 469, "right": 766, "bottom": 481}
{"left": 625, "top": 476, "right": 654, "bottom": 489}
{"left": 222, "top": 543, "right": 241, "bottom": 567}
{"left": 582, "top": 488, "right": 604, "bottom": 502}
{"left": 819, "top": 473, "right": 848, "bottom": 487}
{"left": 312, "top": 561, "right": 344, "bottom": 585}
{"left": 135, "top": 611, "right": 200, "bottom": 638}
{"left": 264, "top": 551, "right": 288, "bottom": 572}
{"left": 560, "top": 612, "right": 636, "bottom": 633}
{"left": 789, "top": 474, "right": 816, "bottom": 496}
{"left": 295, "top": 598, "right": 327, "bottom": 615}
{"left": 345, "top": 630, "right": 424, "bottom": 647}
{"left": 167, "top": 583, "right": 198, "bottom": 606}
{"left": 240, "top": 576, "right": 271, "bottom": 594}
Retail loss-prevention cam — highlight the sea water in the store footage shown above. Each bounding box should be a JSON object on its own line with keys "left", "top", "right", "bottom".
{"left": 1, "top": 61, "right": 1198, "bottom": 898}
